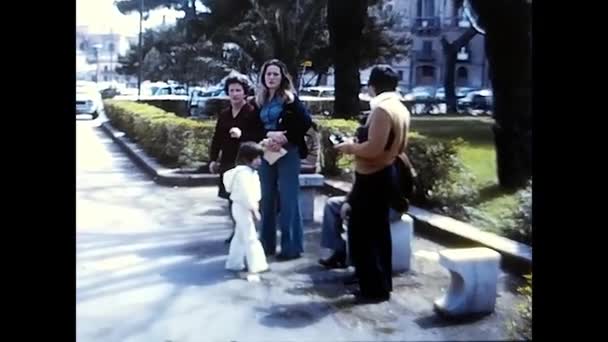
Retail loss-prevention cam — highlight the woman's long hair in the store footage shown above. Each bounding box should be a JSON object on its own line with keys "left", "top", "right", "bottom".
{"left": 255, "top": 59, "right": 297, "bottom": 107}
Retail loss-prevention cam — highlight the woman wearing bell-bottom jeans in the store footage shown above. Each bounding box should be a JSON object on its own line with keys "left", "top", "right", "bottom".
{"left": 254, "top": 59, "right": 312, "bottom": 260}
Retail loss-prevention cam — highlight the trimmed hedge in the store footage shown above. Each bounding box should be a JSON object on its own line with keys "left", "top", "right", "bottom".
{"left": 105, "top": 100, "right": 214, "bottom": 168}
{"left": 138, "top": 99, "right": 190, "bottom": 117}
{"left": 104, "top": 100, "right": 476, "bottom": 210}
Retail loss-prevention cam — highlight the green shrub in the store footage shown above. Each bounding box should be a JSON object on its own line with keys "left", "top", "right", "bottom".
{"left": 105, "top": 100, "right": 215, "bottom": 168}
{"left": 501, "top": 180, "right": 532, "bottom": 244}
{"left": 315, "top": 118, "right": 359, "bottom": 175}
{"left": 314, "top": 118, "right": 478, "bottom": 212}
{"left": 138, "top": 99, "right": 189, "bottom": 117}
{"left": 408, "top": 136, "right": 478, "bottom": 215}
{"left": 104, "top": 102, "right": 477, "bottom": 213}
{"left": 510, "top": 274, "right": 532, "bottom": 340}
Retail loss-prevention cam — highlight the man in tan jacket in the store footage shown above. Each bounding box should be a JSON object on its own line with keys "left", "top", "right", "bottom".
{"left": 335, "top": 65, "right": 410, "bottom": 304}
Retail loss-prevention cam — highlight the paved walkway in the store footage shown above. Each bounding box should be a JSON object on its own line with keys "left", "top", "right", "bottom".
{"left": 77, "top": 117, "right": 524, "bottom": 342}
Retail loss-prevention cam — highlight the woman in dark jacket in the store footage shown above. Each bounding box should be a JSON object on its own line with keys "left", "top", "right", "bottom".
{"left": 209, "top": 75, "right": 265, "bottom": 243}
{"left": 255, "top": 59, "right": 312, "bottom": 260}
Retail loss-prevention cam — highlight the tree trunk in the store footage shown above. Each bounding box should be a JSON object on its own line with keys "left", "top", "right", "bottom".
{"left": 443, "top": 48, "right": 458, "bottom": 112}
{"left": 440, "top": 27, "right": 477, "bottom": 113}
{"left": 328, "top": 0, "right": 367, "bottom": 119}
{"left": 469, "top": 0, "right": 531, "bottom": 189}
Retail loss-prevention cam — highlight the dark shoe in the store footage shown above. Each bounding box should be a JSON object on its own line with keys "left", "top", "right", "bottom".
{"left": 352, "top": 290, "right": 390, "bottom": 304}
{"left": 276, "top": 253, "right": 301, "bottom": 261}
{"left": 343, "top": 275, "right": 359, "bottom": 285}
{"left": 319, "top": 252, "right": 347, "bottom": 269}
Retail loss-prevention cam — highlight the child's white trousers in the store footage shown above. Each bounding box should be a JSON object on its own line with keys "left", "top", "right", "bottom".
{"left": 226, "top": 203, "right": 268, "bottom": 273}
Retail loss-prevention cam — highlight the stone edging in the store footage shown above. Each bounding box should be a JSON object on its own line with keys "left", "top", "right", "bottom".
{"left": 100, "top": 122, "right": 219, "bottom": 187}
{"left": 323, "top": 179, "right": 532, "bottom": 272}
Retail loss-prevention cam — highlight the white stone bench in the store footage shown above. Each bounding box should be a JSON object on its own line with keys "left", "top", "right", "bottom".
{"left": 344, "top": 214, "right": 413, "bottom": 273}
{"left": 433, "top": 247, "right": 501, "bottom": 317}
{"left": 391, "top": 215, "right": 414, "bottom": 272}
{"left": 298, "top": 174, "right": 324, "bottom": 222}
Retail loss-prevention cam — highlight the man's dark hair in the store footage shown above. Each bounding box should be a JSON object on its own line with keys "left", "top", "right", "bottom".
{"left": 368, "top": 64, "right": 399, "bottom": 95}
{"left": 224, "top": 76, "right": 251, "bottom": 96}
{"left": 236, "top": 141, "right": 264, "bottom": 165}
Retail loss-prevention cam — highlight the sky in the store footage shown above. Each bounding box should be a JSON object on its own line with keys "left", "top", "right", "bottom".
{"left": 76, "top": 0, "right": 184, "bottom": 36}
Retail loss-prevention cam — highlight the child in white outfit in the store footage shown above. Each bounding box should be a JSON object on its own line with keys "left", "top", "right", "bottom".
{"left": 223, "top": 142, "right": 269, "bottom": 274}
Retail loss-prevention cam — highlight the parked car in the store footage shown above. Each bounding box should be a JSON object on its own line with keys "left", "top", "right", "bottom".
{"left": 458, "top": 89, "right": 493, "bottom": 115}
{"left": 76, "top": 81, "right": 104, "bottom": 119}
{"left": 189, "top": 88, "right": 227, "bottom": 117}
{"left": 153, "top": 84, "right": 188, "bottom": 96}
{"left": 403, "top": 86, "right": 436, "bottom": 102}
{"left": 100, "top": 87, "right": 120, "bottom": 99}
{"left": 299, "top": 86, "right": 335, "bottom": 98}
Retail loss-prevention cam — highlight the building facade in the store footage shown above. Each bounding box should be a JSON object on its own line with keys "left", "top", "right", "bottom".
{"left": 76, "top": 26, "right": 137, "bottom": 85}
{"left": 385, "top": 0, "right": 490, "bottom": 90}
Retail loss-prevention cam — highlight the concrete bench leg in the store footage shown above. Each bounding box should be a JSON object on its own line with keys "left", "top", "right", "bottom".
{"left": 434, "top": 247, "right": 501, "bottom": 317}
{"left": 391, "top": 215, "right": 413, "bottom": 272}
{"left": 343, "top": 215, "right": 413, "bottom": 272}
{"left": 298, "top": 174, "right": 324, "bottom": 223}
{"left": 298, "top": 188, "right": 315, "bottom": 222}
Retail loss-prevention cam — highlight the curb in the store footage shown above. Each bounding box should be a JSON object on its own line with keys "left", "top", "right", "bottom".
{"left": 100, "top": 122, "right": 219, "bottom": 187}
{"left": 323, "top": 179, "right": 532, "bottom": 273}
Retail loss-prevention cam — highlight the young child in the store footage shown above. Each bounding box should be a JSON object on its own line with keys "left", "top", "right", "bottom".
{"left": 223, "top": 142, "right": 269, "bottom": 274}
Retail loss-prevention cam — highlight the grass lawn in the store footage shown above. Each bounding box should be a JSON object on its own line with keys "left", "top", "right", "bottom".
{"left": 410, "top": 116, "right": 521, "bottom": 235}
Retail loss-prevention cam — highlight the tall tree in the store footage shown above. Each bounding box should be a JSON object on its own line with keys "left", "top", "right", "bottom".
{"left": 116, "top": 0, "right": 408, "bottom": 93}
{"left": 327, "top": 0, "right": 368, "bottom": 119}
{"left": 440, "top": 26, "right": 477, "bottom": 113}
{"left": 466, "top": 0, "right": 531, "bottom": 189}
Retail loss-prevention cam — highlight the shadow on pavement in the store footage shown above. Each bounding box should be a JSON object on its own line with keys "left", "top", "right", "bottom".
{"left": 414, "top": 312, "right": 491, "bottom": 329}
{"left": 160, "top": 257, "right": 233, "bottom": 287}
{"left": 77, "top": 230, "right": 233, "bottom": 303}
{"left": 257, "top": 297, "right": 355, "bottom": 329}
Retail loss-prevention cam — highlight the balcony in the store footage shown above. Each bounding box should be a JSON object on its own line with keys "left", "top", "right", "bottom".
{"left": 414, "top": 49, "right": 437, "bottom": 62}
{"left": 442, "top": 16, "right": 473, "bottom": 29}
{"left": 412, "top": 17, "right": 441, "bottom": 35}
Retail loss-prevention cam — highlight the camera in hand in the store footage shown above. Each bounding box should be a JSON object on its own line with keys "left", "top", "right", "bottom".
{"left": 329, "top": 133, "right": 346, "bottom": 146}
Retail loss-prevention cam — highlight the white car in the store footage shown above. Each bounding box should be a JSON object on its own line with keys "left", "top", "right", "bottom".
{"left": 299, "top": 86, "right": 335, "bottom": 98}
{"left": 76, "top": 81, "right": 104, "bottom": 119}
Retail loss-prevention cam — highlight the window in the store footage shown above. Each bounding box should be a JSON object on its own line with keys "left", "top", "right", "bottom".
{"left": 108, "top": 43, "right": 115, "bottom": 52}
{"left": 417, "top": 0, "right": 435, "bottom": 17}
{"left": 79, "top": 41, "right": 87, "bottom": 51}
{"left": 104, "top": 76, "right": 108, "bottom": 81}
{"left": 457, "top": 67, "right": 469, "bottom": 80}
{"left": 104, "top": 66, "right": 109, "bottom": 72}
{"left": 422, "top": 65, "right": 435, "bottom": 77}
{"left": 422, "top": 41, "right": 433, "bottom": 53}
{"left": 398, "top": 70, "right": 404, "bottom": 80}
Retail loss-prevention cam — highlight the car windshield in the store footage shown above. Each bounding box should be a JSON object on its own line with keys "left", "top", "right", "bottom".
{"left": 412, "top": 86, "right": 434, "bottom": 94}
{"left": 456, "top": 87, "right": 475, "bottom": 96}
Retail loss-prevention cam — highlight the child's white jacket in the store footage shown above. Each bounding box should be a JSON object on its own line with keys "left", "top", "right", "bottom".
{"left": 223, "top": 165, "right": 261, "bottom": 210}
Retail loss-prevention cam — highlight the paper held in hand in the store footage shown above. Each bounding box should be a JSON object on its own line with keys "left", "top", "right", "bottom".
{"left": 261, "top": 138, "right": 287, "bottom": 165}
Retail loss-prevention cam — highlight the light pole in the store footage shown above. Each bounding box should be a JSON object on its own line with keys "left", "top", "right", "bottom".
{"left": 93, "top": 43, "right": 103, "bottom": 83}
{"left": 138, "top": 0, "right": 144, "bottom": 98}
